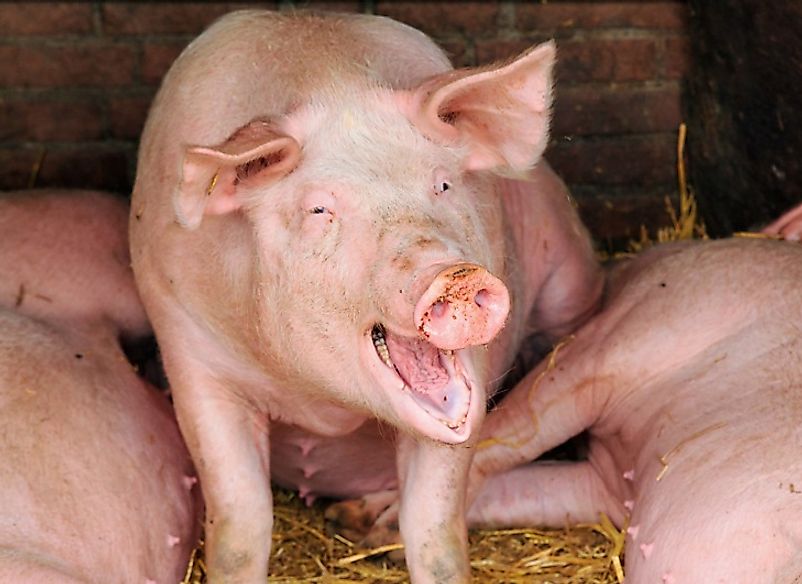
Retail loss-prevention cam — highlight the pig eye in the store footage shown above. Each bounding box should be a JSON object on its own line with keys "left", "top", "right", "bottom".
{"left": 310, "top": 206, "right": 327, "bottom": 214}
{"left": 432, "top": 168, "right": 453, "bottom": 196}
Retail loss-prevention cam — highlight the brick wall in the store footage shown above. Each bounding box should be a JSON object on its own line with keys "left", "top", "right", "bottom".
{"left": 0, "top": 1, "right": 689, "bottom": 247}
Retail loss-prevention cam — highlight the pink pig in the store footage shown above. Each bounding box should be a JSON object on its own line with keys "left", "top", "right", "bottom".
{"left": 130, "top": 10, "right": 602, "bottom": 582}
{"left": 0, "top": 190, "right": 200, "bottom": 583}
{"left": 764, "top": 202, "right": 802, "bottom": 241}
{"left": 467, "top": 237, "right": 802, "bottom": 583}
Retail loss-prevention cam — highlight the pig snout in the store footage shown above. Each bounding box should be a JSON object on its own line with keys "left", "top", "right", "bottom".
{"left": 414, "top": 263, "right": 510, "bottom": 350}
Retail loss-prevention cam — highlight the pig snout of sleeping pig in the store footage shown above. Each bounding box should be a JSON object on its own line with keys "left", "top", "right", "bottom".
{"left": 130, "top": 9, "right": 603, "bottom": 583}
{"left": 0, "top": 189, "right": 201, "bottom": 584}
{"left": 467, "top": 237, "right": 802, "bottom": 583}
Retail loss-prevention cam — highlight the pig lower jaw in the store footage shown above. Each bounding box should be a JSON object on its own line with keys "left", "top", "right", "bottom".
{"left": 369, "top": 324, "right": 472, "bottom": 435}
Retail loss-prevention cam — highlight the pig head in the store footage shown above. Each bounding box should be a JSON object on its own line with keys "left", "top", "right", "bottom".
{"left": 130, "top": 10, "right": 599, "bottom": 583}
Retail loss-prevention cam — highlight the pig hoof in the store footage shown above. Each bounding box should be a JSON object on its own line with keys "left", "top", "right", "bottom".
{"left": 324, "top": 490, "right": 398, "bottom": 542}
{"left": 325, "top": 499, "right": 381, "bottom": 542}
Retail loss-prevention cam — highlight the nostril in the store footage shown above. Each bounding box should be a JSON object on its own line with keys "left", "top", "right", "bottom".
{"left": 430, "top": 300, "right": 448, "bottom": 319}
{"left": 474, "top": 289, "right": 489, "bottom": 308}
{"left": 414, "top": 263, "right": 510, "bottom": 350}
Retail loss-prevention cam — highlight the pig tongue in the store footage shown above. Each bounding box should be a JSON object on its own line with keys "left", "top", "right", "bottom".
{"left": 384, "top": 331, "right": 470, "bottom": 426}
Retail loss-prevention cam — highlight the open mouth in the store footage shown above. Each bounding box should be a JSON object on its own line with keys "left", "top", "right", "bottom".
{"left": 370, "top": 323, "right": 472, "bottom": 432}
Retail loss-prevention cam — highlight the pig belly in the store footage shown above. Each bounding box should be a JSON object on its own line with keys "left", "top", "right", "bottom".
{"left": 270, "top": 419, "right": 398, "bottom": 504}
{"left": 0, "top": 313, "right": 200, "bottom": 584}
{"left": 623, "top": 429, "right": 802, "bottom": 584}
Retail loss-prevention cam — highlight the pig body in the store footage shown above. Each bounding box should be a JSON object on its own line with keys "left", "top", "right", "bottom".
{"left": 469, "top": 237, "right": 802, "bottom": 583}
{"left": 130, "top": 10, "right": 602, "bottom": 582}
{"left": 0, "top": 190, "right": 200, "bottom": 583}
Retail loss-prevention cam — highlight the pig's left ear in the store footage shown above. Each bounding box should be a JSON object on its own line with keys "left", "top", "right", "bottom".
{"left": 407, "top": 41, "right": 555, "bottom": 173}
{"left": 174, "top": 120, "right": 301, "bottom": 229}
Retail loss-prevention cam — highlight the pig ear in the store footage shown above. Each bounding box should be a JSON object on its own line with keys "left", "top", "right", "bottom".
{"left": 411, "top": 41, "right": 556, "bottom": 173}
{"left": 174, "top": 120, "right": 300, "bottom": 229}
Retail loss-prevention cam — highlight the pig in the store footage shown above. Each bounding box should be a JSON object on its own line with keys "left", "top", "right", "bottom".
{"left": 764, "top": 202, "right": 802, "bottom": 241}
{"left": 466, "top": 237, "right": 802, "bottom": 583}
{"left": 0, "top": 190, "right": 200, "bottom": 583}
{"left": 129, "top": 9, "right": 603, "bottom": 583}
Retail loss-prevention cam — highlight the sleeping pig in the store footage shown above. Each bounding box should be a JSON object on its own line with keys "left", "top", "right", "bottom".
{"left": 0, "top": 190, "right": 200, "bottom": 583}
{"left": 467, "top": 237, "right": 802, "bottom": 583}
{"left": 129, "top": 10, "right": 603, "bottom": 582}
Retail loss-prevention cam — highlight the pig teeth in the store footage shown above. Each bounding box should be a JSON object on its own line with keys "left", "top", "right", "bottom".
{"left": 371, "top": 324, "right": 394, "bottom": 369}
{"left": 376, "top": 341, "right": 392, "bottom": 368}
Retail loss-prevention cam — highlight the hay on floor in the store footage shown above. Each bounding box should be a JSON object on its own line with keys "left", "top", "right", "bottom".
{"left": 182, "top": 489, "right": 625, "bottom": 583}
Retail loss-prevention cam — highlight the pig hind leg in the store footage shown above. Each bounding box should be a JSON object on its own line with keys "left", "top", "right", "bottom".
{"left": 466, "top": 460, "right": 623, "bottom": 529}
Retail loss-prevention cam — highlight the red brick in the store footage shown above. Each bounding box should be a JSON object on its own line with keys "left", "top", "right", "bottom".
{"left": 664, "top": 36, "right": 691, "bottom": 79}
{"left": 552, "top": 84, "right": 682, "bottom": 137}
{"left": 516, "top": 2, "right": 689, "bottom": 32}
{"left": 108, "top": 94, "right": 155, "bottom": 140}
{"left": 0, "top": 98, "right": 104, "bottom": 142}
{"left": 0, "top": 147, "right": 41, "bottom": 190}
{"left": 0, "top": 3, "right": 93, "bottom": 36}
{"left": 293, "top": 1, "right": 362, "bottom": 11}
{"left": 546, "top": 134, "right": 677, "bottom": 186}
{"left": 475, "top": 39, "right": 545, "bottom": 65}
{"left": 556, "top": 38, "right": 658, "bottom": 83}
{"left": 375, "top": 1, "right": 499, "bottom": 38}
{"left": 102, "top": 2, "right": 270, "bottom": 36}
{"left": 575, "top": 191, "right": 676, "bottom": 245}
{"left": 438, "top": 39, "right": 472, "bottom": 68}
{"left": 476, "top": 37, "right": 658, "bottom": 81}
{"left": 0, "top": 43, "right": 136, "bottom": 88}
{"left": 142, "top": 42, "right": 188, "bottom": 85}
{"left": 31, "top": 146, "right": 133, "bottom": 193}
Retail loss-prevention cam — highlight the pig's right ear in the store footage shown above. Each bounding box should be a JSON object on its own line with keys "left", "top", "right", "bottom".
{"left": 174, "top": 121, "right": 300, "bottom": 229}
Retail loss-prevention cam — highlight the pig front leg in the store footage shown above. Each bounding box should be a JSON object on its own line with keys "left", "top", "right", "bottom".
{"left": 468, "top": 335, "right": 606, "bottom": 507}
{"left": 166, "top": 352, "right": 273, "bottom": 583}
{"left": 397, "top": 435, "right": 474, "bottom": 584}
